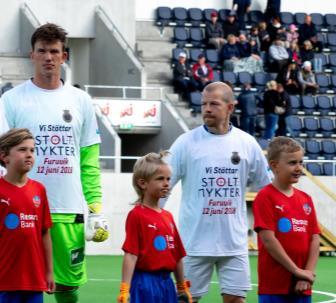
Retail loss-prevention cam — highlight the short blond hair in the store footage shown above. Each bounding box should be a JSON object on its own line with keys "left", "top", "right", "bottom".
{"left": 0, "top": 128, "right": 34, "bottom": 167}
{"left": 267, "top": 136, "right": 304, "bottom": 162}
{"left": 132, "top": 151, "right": 170, "bottom": 202}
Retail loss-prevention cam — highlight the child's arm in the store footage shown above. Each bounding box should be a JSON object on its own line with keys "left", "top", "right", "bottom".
{"left": 117, "top": 253, "right": 137, "bottom": 303}
{"left": 174, "top": 260, "right": 192, "bottom": 303}
{"left": 295, "top": 234, "right": 320, "bottom": 293}
{"left": 42, "top": 229, "right": 55, "bottom": 293}
{"left": 259, "top": 230, "right": 315, "bottom": 282}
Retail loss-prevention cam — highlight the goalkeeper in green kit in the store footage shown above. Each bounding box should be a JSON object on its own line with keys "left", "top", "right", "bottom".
{"left": 1, "top": 23, "right": 109, "bottom": 303}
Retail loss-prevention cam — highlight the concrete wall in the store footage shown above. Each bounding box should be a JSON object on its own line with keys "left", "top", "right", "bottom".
{"left": 0, "top": 0, "right": 136, "bottom": 54}
{"left": 136, "top": 0, "right": 336, "bottom": 20}
{"left": 87, "top": 173, "right": 336, "bottom": 255}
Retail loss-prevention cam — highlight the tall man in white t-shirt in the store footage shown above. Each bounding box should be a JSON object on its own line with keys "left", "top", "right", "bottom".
{"left": 164, "top": 82, "right": 272, "bottom": 303}
{"left": 1, "top": 23, "right": 108, "bottom": 303}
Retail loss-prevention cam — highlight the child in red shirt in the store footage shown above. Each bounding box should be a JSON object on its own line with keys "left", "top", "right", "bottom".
{"left": 117, "top": 151, "right": 192, "bottom": 303}
{"left": 0, "top": 128, "right": 54, "bottom": 303}
{"left": 253, "top": 137, "right": 320, "bottom": 303}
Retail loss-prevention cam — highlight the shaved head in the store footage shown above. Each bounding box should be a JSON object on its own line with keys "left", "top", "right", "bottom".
{"left": 202, "top": 81, "right": 235, "bottom": 104}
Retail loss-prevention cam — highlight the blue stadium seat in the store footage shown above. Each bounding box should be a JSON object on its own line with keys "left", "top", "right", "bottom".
{"left": 172, "top": 48, "right": 188, "bottom": 63}
{"left": 248, "top": 10, "right": 264, "bottom": 25}
{"left": 189, "top": 48, "right": 203, "bottom": 63}
{"left": 222, "top": 72, "right": 237, "bottom": 86}
{"left": 289, "top": 95, "right": 302, "bottom": 114}
{"left": 316, "top": 74, "right": 330, "bottom": 93}
{"left": 316, "top": 96, "right": 332, "bottom": 115}
{"left": 188, "top": 8, "right": 203, "bottom": 26}
{"left": 156, "top": 7, "right": 173, "bottom": 26}
{"left": 254, "top": 72, "right": 271, "bottom": 92}
{"left": 311, "top": 13, "right": 325, "bottom": 31}
{"left": 330, "top": 74, "right": 336, "bottom": 90}
{"left": 204, "top": 9, "right": 217, "bottom": 23}
{"left": 305, "top": 139, "right": 321, "bottom": 159}
{"left": 213, "top": 70, "right": 222, "bottom": 82}
{"left": 304, "top": 117, "right": 319, "bottom": 137}
{"left": 205, "top": 49, "right": 219, "bottom": 68}
{"left": 257, "top": 138, "right": 269, "bottom": 150}
{"left": 306, "top": 163, "right": 323, "bottom": 175}
{"left": 190, "top": 28, "right": 204, "bottom": 47}
{"left": 173, "top": 7, "right": 189, "bottom": 26}
{"left": 320, "top": 117, "right": 335, "bottom": 137}
{"left": 295, "top": 13, "right": 307, "bottom": 25}
{"left": 327, "top": 33, "right": 336, "bottom": 51}
{"left": 314, "top": 53, "right": 328, "bottom": 72}
{"left": 321, "top": 140, "right": 336, "bottom": 159}
{"left": 301, "top": 95, "right": 316, "bottom": 114}
{"left": 280, "top": 12, "right": 294, "bottom": 27}
{"left": 288, "top": 116, "right": 303, "bottom": 137}
{"left": 323, "top": 163, "right": 335, "bottom": 176}
{"left": 238, "top": 72, "right": 253, "bottom": 85}
{"left": 189, "top": 91, "right": 202, "bottom": 112}
{"left": 218, "top": 9, "right": 231, "bottom": 23}
{"left": 173, "top": 27, "right": 189, "bottom": 47}
{"left": 329, "top": 53, "right": 336, "bottom": 72}
{"left": 325, "top": 14, "right": 336, "bottom": 32}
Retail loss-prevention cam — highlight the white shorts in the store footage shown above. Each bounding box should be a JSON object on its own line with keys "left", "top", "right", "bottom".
{"left": 183, "top": 255, "right": 251, "bottom": 298}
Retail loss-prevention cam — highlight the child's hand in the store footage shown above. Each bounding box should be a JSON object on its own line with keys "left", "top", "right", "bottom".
{"left": 117, "top": 282, "right": 130, "bottom": 303}
{"left": 295, "top": 280, "right": 311, "bottom": 293}
{"left": 46, "top": 272, "right": 55, "bottom": 294}
{"left": 293, "top": 268, "right": 315, "bottom": 283}
{"left": 176, "top": 280, "right": 192, "bottom": 303}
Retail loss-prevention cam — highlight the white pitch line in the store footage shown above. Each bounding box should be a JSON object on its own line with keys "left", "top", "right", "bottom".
{"left": 89, "top": 278, "right": 336, "bottom": 303}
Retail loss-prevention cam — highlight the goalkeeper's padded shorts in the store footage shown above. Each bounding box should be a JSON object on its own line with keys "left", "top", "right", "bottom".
{"left": 51, "top": 222, "right": 87, "bottom": 286}
{"left": 130, "top": 270, "right": 178, "bottom": 303}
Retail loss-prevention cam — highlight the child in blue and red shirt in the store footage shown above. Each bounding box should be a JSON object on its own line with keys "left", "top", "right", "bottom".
{"left": 117, "top": 151, "right": 192, "bottom": 303}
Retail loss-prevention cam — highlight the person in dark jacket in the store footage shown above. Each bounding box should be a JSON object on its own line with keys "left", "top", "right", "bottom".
{"left": 221, "top": 34, "right": 241, "bottom": 71}
{"left": 298, "top": 15, "right": 323, "bottom": 51}
{"left": 223, "top": 12, "right": 240, "bottom": 39}
{"left": 237, "top": 82, "right": 259, "bottom": 135}
{"left": 206, "top": 11, "right": 226, "bottom": 50}
{"left": 264, "top": 0, "right": 281, "bottom": 22}
{"left": 276, "top": 60, "right": 300, "bottom": 95}
{"left": 232, "top": 0, "right": 251, "bottom": 30}
{"left": 275, "top": 83, "right": 292, "bottom": 136}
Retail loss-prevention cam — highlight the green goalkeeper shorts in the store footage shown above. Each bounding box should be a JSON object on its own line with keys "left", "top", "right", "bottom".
{"left": 50, "top": 222, "right": 87, "bottom": 286}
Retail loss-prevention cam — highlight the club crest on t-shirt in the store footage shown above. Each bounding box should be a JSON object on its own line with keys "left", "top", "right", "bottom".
{"left": 231, "top": 151, "right": 240, "bottom": 165}
{"left": 303, "top": 203, "right": 312, "bottom": 215}
{"left": 32, "top": 195, "right": 41, "bottom": 208}
{"left": 63, "top": 110, "right": 72, "bottom": 123}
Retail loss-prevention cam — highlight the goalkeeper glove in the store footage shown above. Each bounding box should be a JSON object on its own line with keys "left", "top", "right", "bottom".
{"left": 117, "top": 282, "right": 130, "bottom": 303}
{"left": 88, "top": 202, "right": 102, "bottom": 214}
{"left": 176, "top": 280, "right": 192, "bottom": 303}
{"left": 85, "top": 213, "right": 109, "bottom": 242}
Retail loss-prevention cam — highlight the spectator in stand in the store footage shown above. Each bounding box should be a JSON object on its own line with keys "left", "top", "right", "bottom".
{"left": 276, "top": 83, "right": 292, "bottom": 136}
{"left": 258, "top": 22, "right": 271, "bottom": 51}
{"left": 223, "top": 11, "right": 240, "bottom": 39}
{"left": 249, "top": 26, "right": 261, "bottom": 53}
{"left": 269, "top": 36, "right": 289, "bottom": 72}
{"left": 300, "top": 40, "right": 323, "bottom": 72}
{"left": 173, "top": 52, "right": 196, "bottom": 98}
{"left": 276, "top": 60, "right": 301, "bottom": 95}
{"left": 237, "top": 82, "right": 259, "bottom": 135}
{"left": 192, "top": 54, "right": 214, "bottom": 91}
{"left": 285, "top": 24, "right": 299, "bottom": 48}
{"left": 287, "top": 41, "right": 301, "bottom": 65}
{"left": 232, "top": 0, "right": 251, "bottom": 30}
{"left": 263, "top": 80, "right": 282, "bottom": 139}
{"left": 298, "top": 15, "right": 323, "bottom": 52}
{"left": 264, "top": 0, "right": 281, "bottom": 23}
{"left": 206, "top": 11, "right": 226, "bottom": 50}
{"left": 298, "top": 61, "right": 319, "bottom": 95}
{"left": 267, "top": 17, "right": 286, "bottom": 42}
{"left": 221, "top": 34, "right": 241, "bottom": 71}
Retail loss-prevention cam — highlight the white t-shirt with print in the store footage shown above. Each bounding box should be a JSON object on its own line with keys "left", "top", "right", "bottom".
{"left": 0, "top": 102, "right": 9, "bottom": 177}
{"left": 167, "top": 125, "right": 272, "bottom": 256}
{"left": 2, "top": 80, "right": 100, "bottom": 214}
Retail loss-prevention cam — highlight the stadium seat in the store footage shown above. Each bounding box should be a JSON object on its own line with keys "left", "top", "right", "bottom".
{"left": 238, "top": 72, "right": 253, "bottom": 85}
{"left": 314, "top": 53, "right": 328, "bottom": 72}
{"left": 322, "top": 163, "right": 335, "bottom": 176}
{"left": 306, "top": 163, "right": 323, "bottom": 175}
{"left": 248, "top": 10, "right": 264, "bottom": 25}
{"left": 320, "top": 117, "right": 335, "bottom": 137}
{"left": 205, "top": 49, "right": 219, "bottom": 68}
{"left": 305, "top": 139, "right": 321, "bottom": 159}
{"left": 254, "top": 72, "right": 271, "bottom": 92}
{"left": 321, "top": 140, "right": 336, "bottom": 159}
{"left": 311, "top": 13, "right": 325, "bottom": 31}
{"left": 327, "top": 33, "right": 336, "bottom": 51}
{"left": 218, "top": 9, "right": 231, "bottom": 23}
{"left": 301, "top": 95, "right": 316, "bottom": 114}
{"left": 188, "top": 8, "right": 203, "bottom": 27}
{"left": 329, "top": 53, "right": 336, "bottom": 72}
{"left": 288, "top": 116, "right": 304, "bottom": 137}
{"left": 173, "top": 7, "right": 189, "bottom": 26}
{"left": 156, "top": 7, "right": 173, "bottom": 26}
{"left": 304, "top": 117, "right": 320, "bottom": 138}
{"left": 189, "top": 48, "right": 203, "bottom": 63}
{"left": 189, "top": 91, "right": 202, "bottom": 112}
{"left": 190, "top": 28, "right": 204, "bottom": 47}
{"left": 173, "top": 27, "right": 189, "bottom": 47}
{"left": 289, "top": 95, "right": 302, "bottom": 114}
{"left": 295, "top": 13, "right": 307, "bottom": 25}
{"left": 316, "top": 96, "right": 332, "bottom": 115}
{"left": 222, "top": 71, "right": 237, "bottom": 86}
{"left": 204, "top": 8, "right": 217, "bottom": 23}
{"left": 172, "top": 48, "right": 188, "bottom": 63}
{"left": 213, "top": 70, "right": 222, "bottom": 82}
{"left": 316, "top": 74, "right": 330, "bottom": 93}
{"left": 280, "top": 12, "right": 294, "bottom": 27}
{"left": 257, "top": 138, "right": 269, "bottom": 150}
{"left": 325, "top": 14, "right": 336, "bottom": 32}
{"left": 330, "top": 74, "right": 336, "bottom": 90}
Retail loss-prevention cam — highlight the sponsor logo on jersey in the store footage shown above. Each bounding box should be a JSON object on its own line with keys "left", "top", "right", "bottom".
{"left": 33, "top": 195, "right": 41, "bottom": 208}
{"left": 70, "top": 247, "right": 85, "bottom": 266}
{"left": 148, "top": 223, "right": 157, "bottom": 230}
{"left": 303, "top": 203, "right": 312, "bottom": 215}
{"left": 63, "top": 109, "right": 72, "bottom": 123}
{"left": 275, "top": 204, "right": 285, "bottom": 212}
{"left": 0, "top": 198, "right": 10, "bottom": 206}
{"left": 231, "top": 151, "right": 240, "bottom": 165}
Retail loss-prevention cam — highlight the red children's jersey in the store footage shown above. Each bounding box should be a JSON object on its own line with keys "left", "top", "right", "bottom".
{"left": 0, "top": 178, "right": 52, "bottom": 291}
{"left": 122, "top": 204, "right": 186, "bottom": 272}
{"left": 253, "top": 184, "right": 320, "bottom": 295}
